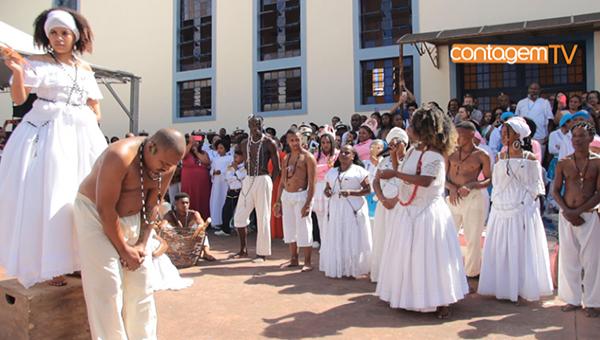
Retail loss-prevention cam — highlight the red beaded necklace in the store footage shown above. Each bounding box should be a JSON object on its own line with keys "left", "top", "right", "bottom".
{"left": 398, "top": 148, "right": 426, "bottom": 207}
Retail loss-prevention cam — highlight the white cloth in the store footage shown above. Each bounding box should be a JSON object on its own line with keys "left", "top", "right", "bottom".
{"left": 320, "top": 165, "right": 372, "bottom": 278}
{"left": 447, "top": 189, "right": 489, "bottom": 277}
{"left": 314, "top": 180, "right": 328, "bottom": 269}
{"left": 376, "top": 150, "right": 468, "bottom": 312}
{"left": 558, "top": 132, "right": 573, "bottom": 160}
{"left": 558, "top": 211, "right": 600, "bottom": 308}
{"left": 370, "top": 156, "right": 400, "bottom": 282}
{"left": 234, "top": 175, "right": 273, "bottom": 256}
{"left": 225, "top": 162, "right": 246, "bottom": 190}
{"left": 168, "top": 182, "right": 181, "bottom": 203}
{"left": 515, "top": 97, "right": 553, "bottom": 141}
{"left": 548, "top": 130, "right": 569, "bottom": 157}
{"left": 210, "top": 154, "right": 233, "bottom": 225}
{"left": 362, "top": 157, "right": 382, "bottom": 192}
{"left": 74, "top": 194, "right": 157, "bottom": 340}
{"left": 0, "top": 59, "right": 107, "bottom": 288}
{"left": 488, "top": 126, "right": 503, "bottom": 156}
{"left": 147, "top": 230, "right": 193, "bottom": 291}
{"left": 44, "top": 9, "right": 80, "bottom": 41}
{"left": 281, "top": 190, "right": 313, "bottom": 247}
{"left": 478, "top": 157, "right": 553, "bottom": 302}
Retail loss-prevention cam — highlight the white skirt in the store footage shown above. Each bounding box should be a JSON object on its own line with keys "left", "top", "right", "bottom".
{"left": 376, "top": 197, "right": 468, "bottom": 312}
{"left": 0, "top": 103, "right": 107, "bottom": 287}
{"left": 370, "top": 202, "right": 397, "bottom": 282}
{"left": 320, "top": 195, "right": 372, "bottom": 278}
{"left": 478, "top": 203, "right": 553, "bottom": 302}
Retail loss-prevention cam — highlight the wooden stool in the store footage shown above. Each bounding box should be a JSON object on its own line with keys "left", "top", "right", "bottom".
{"left": 0, "top": 277, "right": 90, "bottom": 340}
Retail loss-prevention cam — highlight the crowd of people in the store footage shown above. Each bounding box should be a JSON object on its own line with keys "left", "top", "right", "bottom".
{"left": 1, "top": 7, "right": 600, "bottom": 340}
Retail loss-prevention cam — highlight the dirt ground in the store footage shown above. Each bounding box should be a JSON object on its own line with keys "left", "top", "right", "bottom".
{"left": 1, "top": 232, "right": 598, "bottom": 339}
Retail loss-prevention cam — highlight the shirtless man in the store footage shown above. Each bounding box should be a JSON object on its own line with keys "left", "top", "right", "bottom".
{"left": 232, "top": 115, "right": 280, "bottom": 261}
{"left": 553, "top": 121, "right": 600, "bottom": 318}
{"left": 446, "top": 121, "right": 491, "bottom": 279}
{"left": 161, "top": 192, "right": 216, "bottom": 261}
{"left": 274, "top": 128, "right": 317, "bottom": 272}
{"left": 75, "top": 128, "right": 185, "bottom": 339}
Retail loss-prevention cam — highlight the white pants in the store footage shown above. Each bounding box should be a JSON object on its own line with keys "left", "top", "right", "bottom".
{"left": 74, "top": 194, "right": 157, "bottom": 340}
{"left": 282, "top": 190, "right": 313, "bottom": 247}
{"left": 447, "top": 189, "right": 489, "bottom": 277}
{"left": 559, "top": 211, "right": 600, "bottom": 307}
{"left": 234, "top": 175, "right": 273, "bottom": 256}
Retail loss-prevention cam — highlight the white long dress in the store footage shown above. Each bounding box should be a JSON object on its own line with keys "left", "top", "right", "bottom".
{"left": 148, "top": 230, "right": 193, "bottom": 291}
{"left": 478, "top": 155, "right": 553, "bottom": 302}
{"left": 210, "top": 154, "right": 233, "bottom": 226}
{"left": 370, "top": 156, "right": 400, "bottom": 282}
{"left": 0, "top": 59, "right": 107, "bottom": 288}
{"left": 376, "top": 149, "right": 468, "bottom": 312}
{"left": 320, "top": 164, "right": 372, "bottom": 278}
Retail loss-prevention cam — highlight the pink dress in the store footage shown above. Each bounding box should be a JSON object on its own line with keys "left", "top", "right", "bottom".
{"left": 354, "top": 139, "right": 372, "bottom": 161}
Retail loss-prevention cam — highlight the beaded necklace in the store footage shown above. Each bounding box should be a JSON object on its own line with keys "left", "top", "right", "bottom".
{"left": 139, "top": 141, "right": 162, "bottom": 226}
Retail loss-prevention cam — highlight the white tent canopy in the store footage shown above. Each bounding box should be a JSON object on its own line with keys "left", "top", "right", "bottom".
{"left": 0, "top": 20, "right": 141, "bottom": 132}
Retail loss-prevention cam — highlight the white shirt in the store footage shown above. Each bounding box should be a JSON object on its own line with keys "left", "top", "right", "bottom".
{"left": 548, "top": 129, "right": 569, "bottom": 157}
{"left": 225, "top": 163, "right": 246, "bottom": 190}
{"left": 515, "top": 97, "right": 553, "bottom": 141}
{"left": 488, "top": 126, "right": 503, "bottom": 156}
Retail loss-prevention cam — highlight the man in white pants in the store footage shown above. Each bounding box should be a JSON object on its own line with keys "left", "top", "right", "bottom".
{"left": 274, "top": 127, "right": 317, "bottom": 272}
{"left": 446, "top": 121, "right": 491, "bottom": 279}
{"left": 232, "top": 115, "right": 280, "bottom": 261}
{"left": 75, "top": 129, "right": 186, "bottom": 339}
{"left": 553, "top": 121, "right": 600, "bottom": 318}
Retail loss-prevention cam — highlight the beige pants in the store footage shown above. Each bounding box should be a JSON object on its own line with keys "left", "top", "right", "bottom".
{"left": 74, "top": 193, "right": 157, "bottom": 340}
{"left": 234, "top": 175, "right": 273, "bottom": 256}
{"left": 282, "top": 190, "right": 313, "bottom": 247}
{"left": 559, "top": 211, "right": 600, "bottom": 307}
{"left": 447, "top": 189, "right": 489, "bottom": 277}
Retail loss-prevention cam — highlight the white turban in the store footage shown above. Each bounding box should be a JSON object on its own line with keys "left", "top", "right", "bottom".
{"left": 44, "top": 10, "right": 80, "bottom": 42}
{"left": 505, "top": 117, "right": 531, "bottom": 142}
{"left": 385, "top": 127, "right": 409, "bottom": 145}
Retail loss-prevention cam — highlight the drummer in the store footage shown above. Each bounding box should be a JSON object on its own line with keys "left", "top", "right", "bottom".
{"left": 160, "top": 192, "right": 216, "bottom": 261}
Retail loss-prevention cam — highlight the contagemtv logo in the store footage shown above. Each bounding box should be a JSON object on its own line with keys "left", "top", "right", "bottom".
{"left": 450, "top": 44, "right": 578, "bottom": 65}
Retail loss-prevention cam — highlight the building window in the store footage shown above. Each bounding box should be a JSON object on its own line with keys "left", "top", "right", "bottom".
{"left": 458, "top": 42, "right": 585, "bottom": 112}
{"left": 360, "top": 0, "right": 411, "bottom": 49}
{"left": 259, "top": 0, "right": 301, "bottom": 61}
{"left": 361, "top": 57, "right": 413, "bottom": 105}
{"left": 53, "top": 0, "right": 79, "bottom": 10}
{"left": 178, "top": 79, "right": 212, "bottom": 117}
{"left": 179, "top": 0, "right": 212, "bottom": 71}
{"left": 259, "top": 68, "right": 302, "bottom": 112}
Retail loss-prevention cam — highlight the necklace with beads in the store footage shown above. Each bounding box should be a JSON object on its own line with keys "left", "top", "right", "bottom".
{"left": 139, "top": 140, "right": 162, "bottom": 226}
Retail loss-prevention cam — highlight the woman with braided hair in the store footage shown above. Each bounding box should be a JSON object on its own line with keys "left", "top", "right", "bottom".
{"left": 375, "top": 104, "right": 468, "bottom": 319}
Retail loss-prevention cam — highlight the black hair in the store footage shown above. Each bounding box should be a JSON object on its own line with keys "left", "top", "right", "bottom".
{"left": 33, "top": 8, "right": 94, "bottom": 54}
{"left": 174, "top": 192, "right": 190, "bottom": 201}
{"left": 234, "top": 149, "right": 243, "bottom": 156}
{"left": 317, "top": 133, "right": 336, "bottom": 161}
{"left": 447, "top": 98, "right": 460, "bottom": 111}
{"left": 214, "top": 139, "right": 231, "bottom": 153}
{"left": 110, "top": 136, "right": 119, "bottom": 143}
{"left": 359, "top": 125, "right": 375, "bottom": 140}
{"left": 265, "top": 127, "right": 277, "bottom": 136}
{"left": 333, "top": 146, "right": 364, "bottom": 169}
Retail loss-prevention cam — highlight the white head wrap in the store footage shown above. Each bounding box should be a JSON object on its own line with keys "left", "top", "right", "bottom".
{"left": 385, "top": 127, "right": 409, "bottom": 145}
{"left": 505, "top": 117, "right": 531, "bottom": 142}
{"left": 44, "top": 10, "right": 80, "bottom": 42}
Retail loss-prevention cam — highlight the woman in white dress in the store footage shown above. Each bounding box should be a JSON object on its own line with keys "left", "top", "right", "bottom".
{"left": 0, "top": 9, "right": 107, "bottom": 287}
{"left": 313, "top": 126, "right": 339, "bottom": 269}
{"left": 370, "top": 127, "right": 408, "bottom": 282}
{"left": 478, "top": 117, "right": 553, "bottom": 303}
{"left": 210, "top": 139, "right": 233, "bottom": 229}
{"left": 321, "top": 145, "right": 372, "bottom": 278}
{"left": 376, "top": 105, "right": 468, "bottom": 318}
{"left": 147, "top": 229, "right": 193, "bottom": 291}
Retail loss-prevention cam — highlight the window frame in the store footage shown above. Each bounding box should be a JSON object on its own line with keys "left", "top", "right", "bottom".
{"left": 53, "top": 0, "right": 79, "bottom": 11}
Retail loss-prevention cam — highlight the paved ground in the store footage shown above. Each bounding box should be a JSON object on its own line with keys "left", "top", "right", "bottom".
{"left": 2, "top": 232, "right": 598, "bottom": 339}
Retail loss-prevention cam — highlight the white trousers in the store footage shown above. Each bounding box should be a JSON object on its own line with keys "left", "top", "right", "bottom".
{"left": 447, "top": 189, "right": 489, "bottom": 277}
{"left": 559, "top": 211, "right": 600, "bottom": 307}
{"left": 234, "top": 175, "right": 273, "bottom": 256}
{"left": 282, "top": 190, "right": 313, "bottom": 247}
{"left": 74, "top": 194, "right": 157, "bottom": 340}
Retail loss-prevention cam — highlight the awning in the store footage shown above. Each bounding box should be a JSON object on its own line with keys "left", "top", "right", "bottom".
{"left": 0, "top": 21, "right": 141, "bottom": 132}
{"left": 397, "top": 12, "right": 600, "bottom": 68}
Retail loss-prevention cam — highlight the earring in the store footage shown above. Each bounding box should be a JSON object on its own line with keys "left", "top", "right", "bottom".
{"left": 150, "top": 144, "right": 157, "bottom": 155}
{"left": 512, "top": 140, "right": 521, "bottom": 150}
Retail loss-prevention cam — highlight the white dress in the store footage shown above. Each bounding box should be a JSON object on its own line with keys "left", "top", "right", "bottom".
{"left": 320, "top": 164, "right": 372, "bottom": 278}
{"left": 147, "top": 230, "right": 193, "bottom": 291}
{"left": 478, "top": 155, "right": 553, "bottom": 302}
{"left": 0, "top": 59, "right": 107, "bottom": 288}
{"left": 370, "top": 156, "right": 400, "bottom": 282}
{"left": 376, "top": 149, "right": 468, "bottom": 312}
{"left": 210, "top": 154, "right": 233, "bottom": 226}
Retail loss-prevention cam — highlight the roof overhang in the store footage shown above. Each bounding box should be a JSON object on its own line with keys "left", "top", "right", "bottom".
{"left": 397, "top": 12, "right": 600, "bottom": 68}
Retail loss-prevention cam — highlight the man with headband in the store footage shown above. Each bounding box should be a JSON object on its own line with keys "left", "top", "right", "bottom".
{"left": 446, "top": 121, "right": 491, "bottom": 280}
{"left": 231, "top": 115, "right": 280, "bottom": 261}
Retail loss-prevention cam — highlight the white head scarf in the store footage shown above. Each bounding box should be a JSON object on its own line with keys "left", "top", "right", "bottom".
{"left": 385, "top": 127, "right": 409, "bottom": 145}
{"left": 44, "top": 10, "right": 80, "bottom": 42}
{"left": 505, "top": 117, "right": 531, "bottom": 142}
